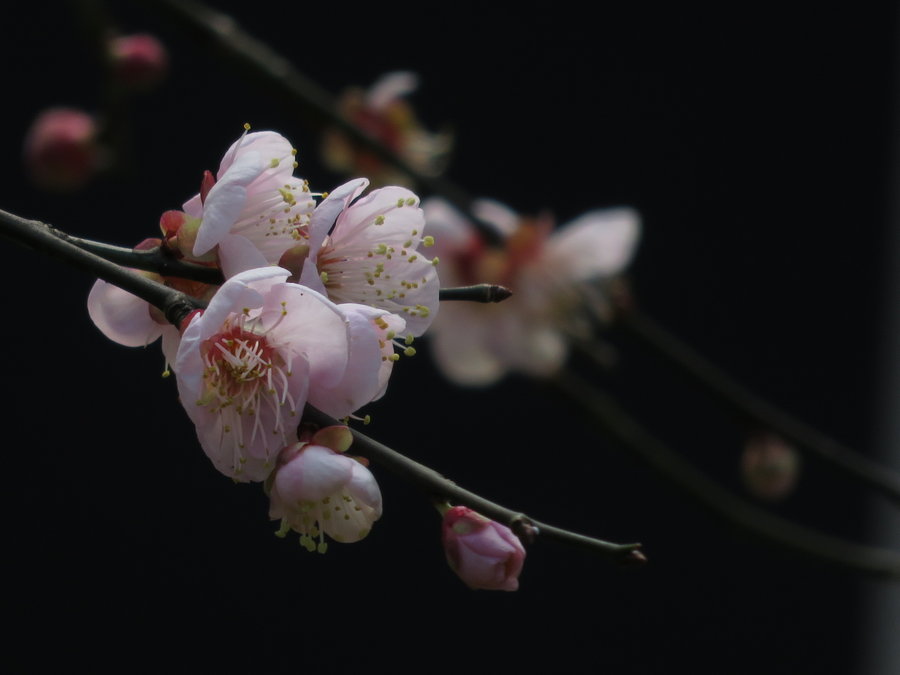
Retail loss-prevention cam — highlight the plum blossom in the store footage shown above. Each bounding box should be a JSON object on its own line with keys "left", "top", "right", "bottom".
{"left": 299, "top": 177, "right": 440, "bottom": 337}
{"left": 321, "top": 71, "right": 452, "bottom": 188}
{"left": 268, "top": 425, "right": 382, "bottom": 552}
{"left": 441, "top": 506, "right": 525, "bottom": 591}
{"left": 182, "top": 128, "right": 316, "bottom": 276}
{"left": 175, "top": 267, "right": 352, "bottom": 482}
{"left": 422, "top": 197, "right": 641, "bottom": 385}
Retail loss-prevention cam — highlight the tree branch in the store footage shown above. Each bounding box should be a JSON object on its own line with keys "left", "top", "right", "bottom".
{"left": 302, "top": 405, "right": 645, "bottom": 565}
{"left": 612, "top": 299, "right": 900, "bottom": 507}
{"left": 550, "top": 369, "right": 900, "bottom": 579}
{"left": 0, "top": 209, "right": 202, "bottom": 326}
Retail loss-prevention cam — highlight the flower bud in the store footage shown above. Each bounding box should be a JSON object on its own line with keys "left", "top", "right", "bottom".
{"left": 109, "top": 33, "right": 168, "bottom": 91}
{"left": 441, "top": 506, "right": 525, "bottom": 591}
{"left": 741, "top": 432, "right": 801, "bottom": 501}
{"left": 23, "top": 108, "right": 99, "bottom": 191}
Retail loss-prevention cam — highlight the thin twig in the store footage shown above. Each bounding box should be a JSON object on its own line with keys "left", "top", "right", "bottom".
{"left": 50, "top": 230, "right": 225, "bottom": 284}
{"left": 0, "top": 209, "right": 200, "bottom": 326}
{"left": 51, "top": 231, "right": 511, "bottom": 303}
{"left": 303, "top": 406, "right": 645, "bottom": 565}
{"left": 550, "top": 369, "right": 900, "bottom": 579}
{"left": 613, "top": 301, "right": 900, "bottom": 507}
{"left": 437, "top": 284, "right": 512, "bottom": 303}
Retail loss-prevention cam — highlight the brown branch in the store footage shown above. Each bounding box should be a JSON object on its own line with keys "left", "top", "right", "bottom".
{"left": 550, "top": 369, "right": 900, "bottom": 579}
{"left": 612, "top": 300, "right": 900, "bottom": 507}
{"left": 303, "top": 405, "right": 645, "bottom": 566}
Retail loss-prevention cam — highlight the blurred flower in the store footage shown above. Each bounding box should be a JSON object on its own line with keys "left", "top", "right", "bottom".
{"left": 441, "top": 506, "right": 525, "bottom": 591}
{"left": 321, "top": 71, "right": 453, "bottom": 187}
{"left": 269, "top": 425, "right": 382, "bottom": 552}
{"left": 175, "top": 267, "right": 351, "bottom": 482}
{"left": 109, "top": 33, "right": 168, "bottom": 91}
{"left": 741, "top": 432, "right": 801, "bottom": 501}
{"left": 299, "top": 178, "right": 439, "bottom": 337}
{"left": 182, "top": 128, "right": 316, "bottom": 277}
{"left": 23, "top": 108, "right": 100, "bottom": 191}
{"left": 422, "top": 198, "right": 641, "bottom": 385}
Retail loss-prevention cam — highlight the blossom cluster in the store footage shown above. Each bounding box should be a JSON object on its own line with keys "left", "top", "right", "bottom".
{"left": 88, "top": 127, "right": 440, "bottom": 548}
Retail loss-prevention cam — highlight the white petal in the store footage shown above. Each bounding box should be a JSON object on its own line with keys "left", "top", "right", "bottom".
{"left": 192, "top": 150, "right": 265, "bottom": 256}
{"left": 307, "top": 304, "right": 387, "bottom": 419}
{"left": 275, "top": 445, "right": 353, "bottom": 503}
{"left": 545, "top": 207, "right": 641, "bottom": 280}
{"left": 428, "top": 303, "right": 507, "bottom": 386}
{"left": 87, "top": 279, "right": 163, "bottom": 347}
{"left": 262, "top": 283, "right": 350, "bottom": 389}
{"left": 218, "top": 234, "right": 270, "bottom": 279}
{"left": 473, "top": 198, "right": 520, "bottom": 237}
{"left": 366, "top": 71, "right": 418, "bottom": 111}
{"left": 333, "top": 186, "right": 421, "bottom": 245}
{"left": 307, "top": 178, "right": 369, "bottom": 260}
{"left": 217, "top": 131, "right": 295, "bottom": 177}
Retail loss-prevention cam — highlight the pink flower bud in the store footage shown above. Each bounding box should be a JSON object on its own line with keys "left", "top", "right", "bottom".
{"left": 109, "top": 34, "right": 168, "bottom": 91}
{"left": 742, "top": 433, "right": 801, "bottom": 501}
{"left": 441, "top": 506, "right": 525, "bottom": 591}
{"left": 23, "top": 108, "right": 99, "bottom": 191}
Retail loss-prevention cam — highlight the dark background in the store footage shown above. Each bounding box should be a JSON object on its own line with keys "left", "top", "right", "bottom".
{"left": 1, "top": 2, "right": 897, "bottom": 672}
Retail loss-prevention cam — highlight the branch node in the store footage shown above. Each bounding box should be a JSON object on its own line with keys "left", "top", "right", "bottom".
{"left": 509, "top": 514, "right": 539, "bottom": 545}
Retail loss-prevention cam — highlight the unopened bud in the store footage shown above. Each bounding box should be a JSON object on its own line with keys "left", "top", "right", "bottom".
{"left": 741, "top": 433, "right": 800, "bottom": 501}
{"left": 441, "top": 506, "right": 525, "bottom": 591}
{"left": 109, "top": 34, "right": 168, "bottom": 91}
{"left": 24, "top": 108, "right": 100, "bottom": 192}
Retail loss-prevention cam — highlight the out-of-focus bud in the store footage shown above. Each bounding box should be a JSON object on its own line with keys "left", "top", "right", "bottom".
{"left": 441, "top": 505, "right": 525, "bottom": 591}
{"left": 23, "top": 108, "right": 100, "bottom": 192}
{"left": 741, "top": 432, "right": 801, "bottom": 501}
{"left": 109, "top": 33, "right": 168, "bottom": 91}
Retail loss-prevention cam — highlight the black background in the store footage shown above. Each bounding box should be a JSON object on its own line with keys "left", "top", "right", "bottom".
{"left": 1, "top": 2, "right": 897, "bottom": 673}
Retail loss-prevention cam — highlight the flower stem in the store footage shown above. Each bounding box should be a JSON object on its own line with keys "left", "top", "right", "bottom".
{"left": 303, "top": 405, "right": 645, "bottom": 566}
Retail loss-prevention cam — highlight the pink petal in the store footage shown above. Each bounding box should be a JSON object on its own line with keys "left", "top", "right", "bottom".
{"left": 275, "top": 444, "right": 354, "bottom": 503}
{"left": 87, "top": 279, "right": 163, "bottom": 347}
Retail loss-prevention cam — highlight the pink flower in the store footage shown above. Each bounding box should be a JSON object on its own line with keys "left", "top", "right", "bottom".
{"left": 23, "top": 108, "right": 100, "bottom": 192}
{"left": 321, "top": 71, "right": 452, "bottom": 188}
{"left": 175, "top": 267, "right": 351, "bottom": 482}
{"left": 182, "top": 129, "right": 316, "bottom": 275}
{"left": 441, "top": 506, "right": 525, "bottom": 591}
{"left": 269, "top": 425, "right": 382, "bottom": 552}
{"left": 300, "top": 178, "right": 440, "bottom": 337}
{"left": 422, "top": 198, "right": 641, "bottom": 385}
{"left": 109, "top": 33, "right": 168, "bottom": 91}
